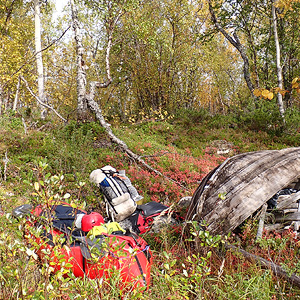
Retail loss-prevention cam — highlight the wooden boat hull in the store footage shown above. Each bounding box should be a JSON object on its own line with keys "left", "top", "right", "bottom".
{"left": 186, "top": 147, "right": 300, "bottom": 235}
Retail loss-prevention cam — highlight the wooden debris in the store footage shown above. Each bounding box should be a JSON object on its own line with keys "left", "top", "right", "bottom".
{"left": 267, "top": 191, "right": 300, "bottom": 232}
{"left": 294, "top": 201, "right": 300, "bottom": 232}
{"left": 276, "top": 191, "right": 300, "bottom": 210}
{"left": 256, "top": 204, "right": 267, "bottom": 240}
{"left": 225, "top": 243, "right": 300, "bottom": 288}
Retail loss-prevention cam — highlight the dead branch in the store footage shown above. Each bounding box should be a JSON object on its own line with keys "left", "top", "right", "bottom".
{"left": 86, "top": 95, "right": 188, "bottom": 190}
{"left": 21, "top": 117, "right": 28, "bottom": 135}
{"left": 70, "top": 0, "right": 188, "bottom": 191}
{"left": 21, "top": 76, "right": 67, "bottom": 122}
{"left": 225, "top": 243, "right": 300, "bottom": 288}
{"left": 256, "top": 203, "right": 267, "bottom": 240}
{"left": 3, "top": 150, "right": 9, "bottom": 181}
{"left": 36, "top": 122, "right": 51, "bottom": 132}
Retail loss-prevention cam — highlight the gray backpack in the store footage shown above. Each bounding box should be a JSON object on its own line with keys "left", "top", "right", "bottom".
{"left": 90, "top": 166, "right": 143, "bottom": 222}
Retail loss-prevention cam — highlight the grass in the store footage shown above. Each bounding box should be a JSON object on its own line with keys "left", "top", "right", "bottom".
{"left": 1, "top": 109, "right": 300, "bottom": 299}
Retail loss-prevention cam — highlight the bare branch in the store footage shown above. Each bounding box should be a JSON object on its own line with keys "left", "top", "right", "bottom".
{"left": 9, "top": 26, "right": 71, "bottom": 81}
{"left": 225, "top": 243, "right": 300, "bottom": 288}
{"left": 207, "top": 0, "right": 255, "bottom": 95}
{"left": 21, "top": 76, "right": 67, "bottom": 122}
{"left": 86, "top": 93, "right": 188, "bottom": 190}
{"left": 3, "top": 150, "right": 9, "bottom": 181}
{"left": 70, "top": 1, "right": 187, "bottom": 190}
{"left": 21, "top": 117, "right": 28, "bottom": 135}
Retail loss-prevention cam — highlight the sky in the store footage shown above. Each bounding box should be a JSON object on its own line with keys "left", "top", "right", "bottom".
{"left": 52, "top": 0, "right": 68, "bottom": 19}
{"left": 53, "top": 0, "right": 67, "bottom": 12}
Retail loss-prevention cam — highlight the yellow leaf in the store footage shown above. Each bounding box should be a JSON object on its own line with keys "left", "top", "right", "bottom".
{"left": 267, "top": 92, "right": 274, "bottom": 100}
{"left": 70, "top": 202, "right": 78, "bottom": 208}
{"left": 292, "top": 77, "right": 299, "bottom": 84}
{"left": 261, "top": 89, "right": 270, "bottom": 98}
{"left": 253, "top": 89, "right": 261, "bottom": 97}
{"left": 279, "top": 90, "right": 288, "bottom": 96}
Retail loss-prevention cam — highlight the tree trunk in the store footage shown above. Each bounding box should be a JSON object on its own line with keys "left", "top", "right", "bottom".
{"left": 34, "top": 0, "right": 46, "bottom": 119}
{"left": 69, "top": 0, "right": 187, "bottom": 190}
{"left": 13, "top": 76, "right": 21, "bottom": 111}
{"left": 272, "top": 3, "right": 285, "bottom": 120}
{"left": 207, "top": 1, "right": 255, "bottom": 97}
{"left": 0, "top": 86, "right": 2, "bottom": 116}
{"left": 69, "top": 0, "right": 87, "bottom": 119}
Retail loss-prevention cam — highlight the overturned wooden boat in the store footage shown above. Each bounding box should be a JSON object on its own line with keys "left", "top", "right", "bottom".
{"left": 186, "top": 147, "right": 300, "bottom": 235}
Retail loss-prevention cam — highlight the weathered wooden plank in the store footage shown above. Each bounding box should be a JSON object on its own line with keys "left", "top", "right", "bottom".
{"left": 187, "top": 147, "right": 300, "bottom": 235}
{"left": 294, "top": 201, "right": 300, "bottom": 232}
{"left": 275, "top": 212, "right": 300, "bottom": 222}
{"left": 276, "top": 191, "right": 300, "bottom": 209}
{"left": 256, "top": 204, "right": 267, "bottom": 240}
{"left": 283, "top": 208, "right": 298, "bottom": 213}
{"left": 264, "top": 223, "right": 284, "bottom": 231}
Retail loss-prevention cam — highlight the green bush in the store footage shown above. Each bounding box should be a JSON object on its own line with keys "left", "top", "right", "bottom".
{"left": 237, "top": 100, "right": 284, "bottom": 133}
{"left": 173, "top": 108, "right": 211, "bottom": 126}
{"left": 213, "top": 270, "right": 274, "bottom": 300}
{"left": 57, "top": 120, "right": 106, "bottom": 141}
{"left": 284, "top": 107, "right": 300, "bottom": 135}
{"left": 0, "top": 110, "right": 23, "bottom": 130}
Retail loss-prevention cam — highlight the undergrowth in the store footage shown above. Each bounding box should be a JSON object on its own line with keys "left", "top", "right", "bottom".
{"left": 1, "top": 109, "right": 300, "bottom": 299}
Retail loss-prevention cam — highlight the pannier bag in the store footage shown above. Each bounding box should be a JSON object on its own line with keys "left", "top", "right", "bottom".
{"left": 90, "top": 166, "right": 143, "bottom": 222}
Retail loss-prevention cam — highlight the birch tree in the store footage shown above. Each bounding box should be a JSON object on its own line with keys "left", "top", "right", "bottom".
{"left": 207, "top": 0, "right": 256, "bottom": 97}
{"left": 272, "top": 2, "right": 285, "bottom": 120}
{"left": 69, "top": 0, "right": 87, "bottom": 118}
{"left": 68, "top": 0, "right": 185, "bottom": 183}
{"left": 34, "top": 0, "right": 47, "bottom": 118}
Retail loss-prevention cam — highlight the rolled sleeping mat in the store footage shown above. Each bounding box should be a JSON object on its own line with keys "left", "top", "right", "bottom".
{"left": 110, "top": 194, "right": 137, "bottom": 222}
{"left": 89, "top": 169, "right": 106, "bottom": 185}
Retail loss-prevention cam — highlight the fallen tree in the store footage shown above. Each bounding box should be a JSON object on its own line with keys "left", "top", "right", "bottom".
{"left": 70, "top": 0, "right": 187, "bottom": 190}
{"left": 225, "top": 243, "right": 300, "bottom": 288}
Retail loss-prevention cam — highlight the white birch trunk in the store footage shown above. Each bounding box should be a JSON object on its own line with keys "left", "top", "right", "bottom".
{"left": 13, "top": 76, "right": 21, "bottom": 111}
{"left": 0, "top": 86, "right": 2, "bottom": 116}
{"left": 34, "top": 0, "right": 46, "bottom": 119}
{"left": 70, "top": 0, "right": 87, "bottom": 117}
{"left": 272, "top": 4, "right": 285, "bottom": 120}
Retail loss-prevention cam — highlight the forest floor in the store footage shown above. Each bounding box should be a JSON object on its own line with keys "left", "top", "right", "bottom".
{"left": 1, "top": 110, "right": 300, "bottom": 299}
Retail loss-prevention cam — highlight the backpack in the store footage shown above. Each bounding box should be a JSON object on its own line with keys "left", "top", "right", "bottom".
{"left": 90, "top": 166, "right": 142, "bottom": 222}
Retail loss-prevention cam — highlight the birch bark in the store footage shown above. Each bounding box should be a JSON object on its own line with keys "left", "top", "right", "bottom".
{"left": 69, "top": 0, "right": 87, "bottom": 118}
{"left": 69, "top": 0, "right": 185, "bottom": 189}
{"left": 34, "top": 0, "right": 46, "bottom": 118}
{"left": 13, "top": 76, "right": 21, "bottom": 111}
{"left": 272, "top": 3, "right": 285, "bottom": 120}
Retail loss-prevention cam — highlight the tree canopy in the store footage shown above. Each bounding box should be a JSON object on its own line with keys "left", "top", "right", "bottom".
{"left": 0, "top": 0, "right": 299, "bottom": 124}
